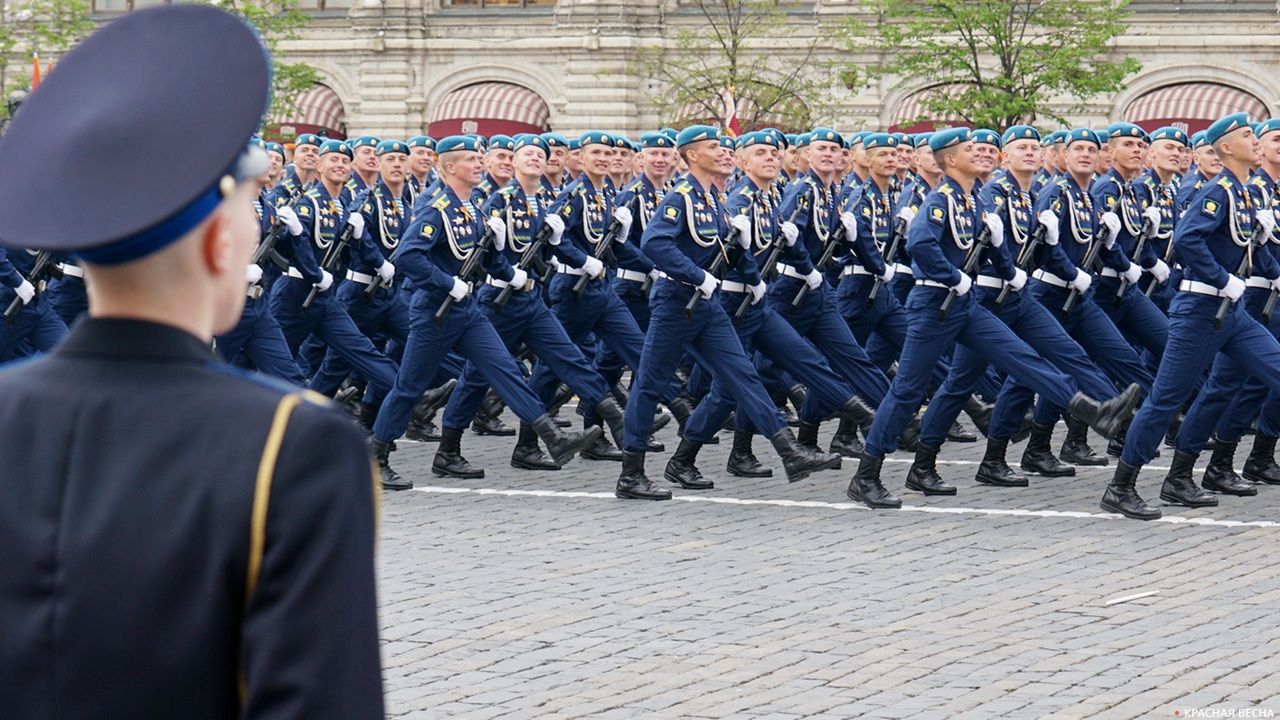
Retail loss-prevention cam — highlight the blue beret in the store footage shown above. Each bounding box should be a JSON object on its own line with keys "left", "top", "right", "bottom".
{"left": 250, "top": 137, "right": 267, "bottom": 152}
{"left": 376, "top": 139, "right": 408, "bottom": 156}
{"left": 862, "top": 133, "right": 897, "bottom": 150}
{"left": 1001, "top": 125, "right": 1040, "bottom": 145}
{"left": 676, "top": 124, "right": 722, "bottom": 148}
{"left": 1107, "top": 122, "right": 1149, "bottom": 142}
{"left": 1148, "top": 126, "right": 1190, "bottom": 147}
{"left": 892, "top": 132, "right": 909, "bottom": 146}
{"left": 929, "top": 127, "right": 970, "bottom": 151}
{"left": 971, "top": 129, "right": 1001, "bottom": 149}
{"left": 294, "top": 133, "right": 322, "bottom": 148}
{"left": 1065, "top": 128, "right": 1101, "bottom": 148}
{"left": 1251, "top": 122, "right": 1264, "bottom": 135}
{"left": 629, "top": 141, "right": 641, "bottom": 153}
{"left": 567, "top": 137, "right": 582, "bottom": 151}
{"left": 911, "top": 133, "right": 932, "bottom": 149}
{"left": 1043, "top": 130, "right": 1067, "bottom": 146}
{"left": 512, "top": 133, "right": 549, "bottom": 157}
{"left": 579, "top": 131, "right": 613, "bottom": 148}
{"left": 660, "top": 127, "right": 678, "bottom": 138}
{"left": 436, "top": 135, "right": 483, "bottom": 154}
{"left": 1256, "top": 119, "right": 1280, "bottom": 139}
{"left": 809, "top": 127, "right": 844, "bottom": 147}
{"left": 0, "top": 6, "right": 271, "bottom": 262}
{"left": 1205, "top": 112, "right": 1250, "bottom": 145}
{"left": 265, "top": 141, "right": 285, "bottom": 159}
{"left": 407, "top": 135, "right": 436, "bottom": 150}
{"left": 737, "top": 131, "right": 782, "bottom": 150}
{"left": 612, "top": 134, "right": 632, "bottom": 149}
{"left": 760, "top": 128, "right": 788, "bottom": 149}
{"left": 487, "top": 134, "right": 515, "bottom": 152}
{"left": 784, "top": 133, "right": 799, "bottom": 147}
{"left": 540, "top": 132, "right": 569, "bottom": 148}
{"left": 319, "top": 140, "right": 352, "bottom": 158}
{"left": 846, "top": 131, "right": 867, "bottom": 147}
{"left": 639, "top": 131, "right": 675, "bottom": 149}
{"left": 719, "top": 135, "right": 736, "bottom": 149}
{"left": 1191, "top": 131, "right": 1208, "bottom": 149}
{"left": 350, "top": 135, "right": 379, "bottom": 150}
{"left": 793, "top": 132, "right": 812, "bottom": 148}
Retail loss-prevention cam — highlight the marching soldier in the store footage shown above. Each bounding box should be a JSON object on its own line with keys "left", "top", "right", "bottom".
{"left": 343, "top": 135, "right": 381, "bottom": 206}
{"left": 474, "top": 134, "right": 515, "bottom": 205}
{"left": 540, "top": 132, "right": 571, "bottom": 198}
{"left": 1133, "top": 126, "right": 1187, "bottom": 311}
{"left": 269, "top": 132, "right": 320, "bottom": 206}
{"left": 406, "top": 135, "right": 438, "bottom": 203}
{"left": 1177, "top": 132, "right": 1221, "bottom": 212}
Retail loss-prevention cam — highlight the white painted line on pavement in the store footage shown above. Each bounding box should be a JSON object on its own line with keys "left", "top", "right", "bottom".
{"left": 411, "top": 486, "right": 1280, "bottom": 530}
{"left": 1105, "top": 590, "right": 1161, "bottom": 606}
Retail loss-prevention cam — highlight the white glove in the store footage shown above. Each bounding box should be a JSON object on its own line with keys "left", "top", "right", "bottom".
{"left": 1070, "top": 269, "right": 1092, "bottom": 294}
{"left": 749, "top": 281, "right": 767, "bottom": 305}
{"left": 879, "top": 266, "right": 894, "bottom": 283}
{"left": 1271, "top": 276, "right": 1280, "bottom": 294}
{"left": 1258, "top": 208, "right": 1277, "bottom": 238}
{"left": 1037, "top": 211, "right": 1060, "bottom": 246}
{"left": 696, "top": 270, "right": 719, "bottom": 300}
{"left": 1008, "top": 267, "right": 1028, "bottom": 292}
{"left": 1142, "top": 207, "right": 1162, "bottom": 232}
{"left": 486, "top": 216, "right": 507, "bottom": 252}
{"left": 648, "top": 268, "right": 661, "bottom": 282}
{"left": 730, "top": 213, "right": 752, "bottom": 249}
{"left": 1100, "top": 211, "right": 1121, "bottom": 249}
{"left": 316, "top": 270, "right": 334, "bottom": 292}
{"left": 840, "top": 211, "right": 858, "bottom": 242}
{"left": 544, "top": 213, "right": 565, "bottom": 246}
{"left": 952, "top": 273, "right": 972, "bottom": 297}
{"left": 346, "top": 212, "right": 365, "bottom": 239}
{"left": 1150, "top": 259, "right": 1171, "bottom": 284}
{"left": 1122, "top": 263, "right": 1142, "bottom": 285}
{"left": 448, "top": 276, "right": 470, "bottom": 301}
{"left": 14, "top": 279, "right": 35, "bottom": 305}
{"left": 613, "top": 206, "right": 633, "bottom": 243}
{"left": 245, "top": 264, "right": 263, "bottom": 285}
{"left": 377, "top": 260, "right": 396, "bottom": 283}
{"left": 1223, "top": 274, "right": 1246, "bottom": 303}
{"left": 581, "top": 256, "right": 605, "bottom": 279}
{"left": 780, "top": 222, "right": 800, "bottom": 247}
{"left": 277, "top": 206, "right": 303, "bottom": 236}
{"left": 896, "top": 206, "right": 917, "bottom": 226}
{"left": 983, "top": 212, "right": 1005, "bottom": 248}
{"left": 509, "top": 267, "right": 529, "bottom": 289}
{"left": 803, "top": 268, "right": 823, "bottom": 290}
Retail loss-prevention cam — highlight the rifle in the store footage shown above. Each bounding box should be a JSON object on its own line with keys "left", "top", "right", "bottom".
{"left": 434, "top": 222, "right": 499, "bottom": 325}
{"left": 1145, "top": 228, "right": 1178, "bottom": 298}
{"left": 995, "top": 223, "right": 1048, "bottom": 309}
{"left": 867, "top": 216, "right": 908, "bottom": 306}
{"left": 572, "top": 194, "right": 639, "bottom": 298}
{"left": 1061, "top": 227, "right": 1107, "bottom": 315}
{"left": 938, "top": 223, "right": 993, "bottom": 321}
{"left": 253, "top": 194, "right": 304, "bottom": 274}
{"left": 733, "top": 203, "right": 804, "bottom": 324}
{"left": 685, "top": 217, "right": 746, "bottom": 318}
{"left": 1115, "top": 215, "right": 1156, "bottom": 302}
{"left": 790, "top": 218, "right": 847, "bottom": 309}
{"left": 4, "top": 250, "right": 56, "bottom": 323}
{"left": 492, "top": 220, "right": 556, "bottom": 314}
{"left": 1215, "top": 222, "right": 1268, "bottom": 330}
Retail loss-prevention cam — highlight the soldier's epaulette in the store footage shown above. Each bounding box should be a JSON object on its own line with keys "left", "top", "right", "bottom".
{"left": 938, "top": 183, "right": 954, "bottom": 196}
{"left": 1217, "top": 177, "right": 1233, "bottom": 189}
{"left": 672, "top": 181, "right": 694, "bottom": 195}
{"left": 304, "top": 186, "right": 322, "bottom": 200}
{"left": 498, "top": 184, "right": 517, "bottom": 198}
{"left": 994, "top": 174, "right": 1012, "bottom": 191}
{"left": 735, "top": 184, "right": 755, "bottom": 199}
{"left": 345, "top": 178, "right": 359, "bottom": 191}
{"left": 430, "top": 192, "right": 450, "bottom": 211}
{"left": 625, "top": 177, "right": 644, "bottom": 193}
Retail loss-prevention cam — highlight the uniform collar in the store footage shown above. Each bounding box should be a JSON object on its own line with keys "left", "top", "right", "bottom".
{"left": 56, "top": 317, "right": 216, "bottom": 364}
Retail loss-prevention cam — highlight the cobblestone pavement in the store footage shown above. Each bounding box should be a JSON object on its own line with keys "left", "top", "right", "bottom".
{"left": 376, "top": 409, "right": 1280, "bottom": 719}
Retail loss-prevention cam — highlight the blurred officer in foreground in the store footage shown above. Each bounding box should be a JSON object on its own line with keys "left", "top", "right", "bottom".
{"left": 0, "top": 6, "right": 384, "bottom": 717}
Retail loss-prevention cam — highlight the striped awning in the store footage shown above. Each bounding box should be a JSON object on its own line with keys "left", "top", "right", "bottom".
{"left": 271, "top": 84, "right": 346, "bottom": 140}
{"left": 890, "top": 86, "right": 967, "bottom": 132}
{"left": 428, "top": 82, "right": 551, "bottom": 137}
{"left": 1125, "top": 83, "right": 1269, "bottom": 133}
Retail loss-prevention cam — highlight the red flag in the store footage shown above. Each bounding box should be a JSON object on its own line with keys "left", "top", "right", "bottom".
{"left": 720, "top": 88, "right": 741, "bottom": 137}
{"left": 31, "top": 53, "right": 41, "bottom": 90}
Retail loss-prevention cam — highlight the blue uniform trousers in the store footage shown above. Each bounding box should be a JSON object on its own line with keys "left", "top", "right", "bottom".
{"left": 623, "top": 281, "right": 785, "bottom": 452}
{"left": 269, "top": 276, "right": 398, "bottom": 397}
{"left": 1029, "top": 280, "right": 1154, "bottom": 393}
{"left": 866, "top": 286, "right": 1082, "bottom": 458}
{"left": 47, "top": 275, "right": 87, "bottom": 328}
{"left": 1175, "top": 287, "right": 1280, "bottom": 451}
{"left": 215, "top": 294, "right": 304, "bottom": 385}
{"left": 767, "top": 277, "right": 890, "bottom": 406}
{"left": 596, "top": 276, "right": 651, "bottom": 389}
{"left": 836, "top": 273, "right": 954, "bottom": 393}
{"left": 372, "top": 289, "right": 549, "bottom": 444}
{"left": 682, "top": 291, "right": 856, "bottom": 442}
{"left": 441, "top": 283, "right": 612, "bottom": 430}
{"left": 918, "top": 285, "right": 1116, "bottom": 446}
{"left": 309, "top": 280, "right": 411, "bottom": 398}
{"left": 0, "top": 295, "right": 66, "bottom": 362}
{"left": 1122, "top": 292, "right": 1280, "bottom": 466}
{"left": 1094, "top": 277, "right": 1169, "bottom": 365}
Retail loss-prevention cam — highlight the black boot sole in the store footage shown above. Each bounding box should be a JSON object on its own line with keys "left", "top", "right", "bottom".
{"left": 904, "top": 478, "right": 957, "bottom": 495}
{"left": 1020, "top": 460, "right": 1075, "bottom": 477}
{"left": 615, "top": 486, "right": 673, "bottom": 500}
{"left": 974, "top": 472, "right": 1029, "bottom": 488}
{"left": 1242, "top": 469, "right": 1280, "bottom": 485}
{"left": 511, "top": 457, "right": 560, "bottom": 471}
{"left": 1158, "top": 491, "right": 1219, "bottom": 507}
{"left": 1060, "top": 451, "right": 1108, "bottom": 467}
{"left": 432, "top": 466, "right": 485, "bottom": 479}
{"left": 785, "top": 455, "right": 842, "bottom": 484}
{"left": 845, "top": 486, "right": 902, "bottom": 509}
{"left": 581, "top": 449, "right": 624, "bottom": 462}
{"left": 1201, "top": 480, "right": 1258, "bottom": 497}
{"left": 381, "top": 476, "right": 413, "bottom": 491}
{"left": 663, "top": 469, "right": 714, "bottom": 490}
{"left": 726, "top": 463, "right": 772, "bottom": 478}
{"left": 1100, "top": 498, "right": 1162, "bottom": 520}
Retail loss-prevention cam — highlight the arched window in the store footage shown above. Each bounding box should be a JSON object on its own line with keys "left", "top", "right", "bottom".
{"left": 427, "top": 82, "right": 551, "bottom": 137}
{"left": 889, "top": 86, "right": 968, "bottom": 133}
{"left": 1125, "top": 82, "right": 1268, "bottom": 134}
{"left": 270, "top": 83, "right": 347, "bottom": 141}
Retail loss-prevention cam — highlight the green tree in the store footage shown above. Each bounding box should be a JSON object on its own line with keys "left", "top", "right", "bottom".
{"left": 0, "top": 0, "right": 94, "bottom": 115}
{"left": 847, "top": 0, "right": 1141, "bottom": 130}
{"left": 634, "top": 0, "right": 834, "bottom": 132}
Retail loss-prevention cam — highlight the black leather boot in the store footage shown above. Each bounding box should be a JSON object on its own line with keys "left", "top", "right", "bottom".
{"left": 797, "top": 421, "right": 820, "bottom": 449}
{"left": 595, "top": 395, "right": 626, "bottom": 448}
{"left": 532, "top": 415, "right": 600, "bottom": 468}
{"left": 905, "top": 443, "right": 956, "bottom": 495}
{"left": 472, "top": 390, "right": 515, "bottom": 436}
{"left": 1067, "top": 383, "right": 1141, "bottom": 440}
{"left": 1010, "top": 412, "right": 1035, "bottom": 444}
{"left": 770, "top": 428, "right": 842, "bottom": 483}
{"left": 358, "top": 402, "right": 378, "bottom": 433}
{"left": 667, "top": 396, "right": 694, "bottom": 430}
{"left": 1159, "top": 450, "right": 1217, "bottom": 507}
{"left": 727, "top": 428, "right": 771, "bottom": 477}
{"left": 616, "top": 451, "right": 672, "bottom": 500}
{"left": 837, "top": 396, "right": 875, "bottom": 433}
{"left": 1020, "top": 422, "right": 1075, "bottom": 477}
{"left": 1243, "top": 434, "right": 1280, "bottom": 485}
{"left": 433, "top": 426, "right": 485, "bottom": 478}
{"left": 1060, "top": 416, "right": 1108, "bottom": 466}
{"left": 722, "top": 412, "right": 738, "bottom": 433}
{"left": 1200, "top": 439, "right": 1256, "bottom": 496}
{"left": 1163, "top": 412, "right": 1184, "bottom": 448}
{"left": 964, "top": 395, "right": 993, "bottom": 437}
{"left": 1102, "top": 461, "right": 1162, "bottom": 520}
{"left": 664, "top": 437, "right": 715, "bottom": 490}
{"left": 372, "top": 438, "right": 412, "bottom": 490}
{"left": 897, "top": 416, "right": 922, "bottom": 453}
{"left": 946, "top": 420, "right": 977, "bottom": 443}
{"left": 335, "top": 382, "right": 364, "bottom": 419}
{"left": 580, "top": 431, "right": 623, "bottom": 461}
{"left": 411, "top": 378, "right": 456, "bottom": 428}
{"left": 548, "top": 383, "right": 574, "bottom": 427}
{"left": 786, "top": 384, "right": 807, "bottom": 427}
{"left": 510, "top": 422, "right": 559, "bottom": 471}
{"left": 975, "top": 437, "right": 1028, "bottom": 487}
{"left": 611, "top": 381, "right": 629, "bottom": 407}
{"left": 829, "top": 415, "right": 865, "bottom": 458}
{"left": 846, "top": 452, "right": 902, "bottom": 509}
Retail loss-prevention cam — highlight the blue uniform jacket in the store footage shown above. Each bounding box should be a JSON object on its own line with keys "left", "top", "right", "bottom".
{"left": 351, "top": 180, "right": 413, "bottom": 273}
{"left": 641, "top": 174, "right": 758, "bottom": 287}
{"left": 1091, "top": 168, "right": 1154, "bottom": 270}
{"left": 846, "top": 179, "right": 900, "bottom": 277}
{"left": 288, "top": 182, "right": 383, "bottom": 285}
{"left": 481, "top": 179, "right": 587, "bottom": 272}
{"left": 548, "top": 174, "right": 649, "bottom": 270}
{"left": 1175, "top": 167, "right": 1280, "bottom": 287}
{"left": 395, "top": 183, "right": 513, "bottom": 299}
{"left": 613, "top": 175, "right": 660, "bottom": 274}
{"left": 907, "top": 175, "right": 1011, "bottom": 286}
{"left": 776, "top": 170, "right": 839, "bottom": 275}
{"left": 1033, "top": 174, "right": 1128, "bottom": 281}
{"left": 976, "top": 172, "right": 1038, "bottom": 281}
{"left": 723, "top": 177, "right": 775, "bottom": 286}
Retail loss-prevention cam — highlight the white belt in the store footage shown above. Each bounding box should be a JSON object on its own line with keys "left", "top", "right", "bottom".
{"left": 1179, "top": 279, "right": 1230, "bottom": 297}
{"left": 616, "top": 269, "right": 648, "bottom": 283}
{"left": 841, "top": 266, "right": 874, "bottom": 277}
{"left": 914, "top": 279, "right": 949, "bottom": 289}
{"left": 976, "top": 275, "right": 1006, "bottom": 289}
{"left": 775, "top": 263, "right": 807, "bottom": 281}
{"left": 892, "top": 263, "right": 912, "bottom": 276}
{"left": 484, "top": 275, "right": 534, "bottom": 291}
{"left": 286, "top": 266, "right": 305, "bottom": 280}
{"left": 345, "top": 270, "right": 375, "bottom": 285}
{"left": 1099, "top": 267, "right": 1122, "bottom": 279}
{"left": 246, "top": 284, "right": 264, "bottom": 300}
{"left": 720, "top": 280, "right": 748, "bottom": 293}
{"left": 559, "top": 266, "right": 586, "bottom": 277}
{"left": 57, "top": 263, "right": 84, "bottom": 279}
{"left": 1246, "top": 276, "right": 1272, "bottom": 289}
{"left": 1032, "top": 269, "right": 1071, "bottom": 288}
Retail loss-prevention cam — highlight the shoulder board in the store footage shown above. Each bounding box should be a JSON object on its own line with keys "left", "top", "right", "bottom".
{"left": 673, "top": 181, "right": 694, "bottom": 195}
{"left": 1217, "top": 177, "right": 1233, "bottom": 189}
{"left": 431, "top": 193, "right": 450, "bottom": 211}
{"left": 736, "top": 185, "right": 755, "bottom": 198}
{"left": 626, "top": 177, "right": 644, "bottom": 193}
{"left": 994, "top": 175, "right": 1012, "bottom": 190}
{"left": 345, "top": 178, "right": 358, "bottom": 191}
{"left": 938, "top": 183, "right": 954, "bottom": 195}
{"left": 304, "top": 187, "right": 322, "bottom": 200}
{"left": 498, "top": 185, "right": 517, "bottom": 197}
